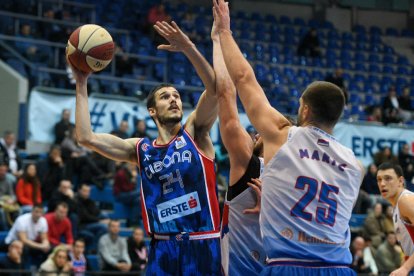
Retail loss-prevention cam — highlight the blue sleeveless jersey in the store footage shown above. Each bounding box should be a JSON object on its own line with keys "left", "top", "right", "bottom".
{"left": 136, "top": 127, "right": 220, "bottom": 234}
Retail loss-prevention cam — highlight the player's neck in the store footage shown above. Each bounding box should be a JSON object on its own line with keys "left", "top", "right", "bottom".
{"left": 390, "top": 188, "right": 405, "bottom": 206}
{"left": 156, "top": 123, "right": 181, "bottom": 145}
{"left": 302, "top": 122, "right": 333, "bottom": 135}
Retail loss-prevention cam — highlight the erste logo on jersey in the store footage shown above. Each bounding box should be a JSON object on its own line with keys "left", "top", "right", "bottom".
{"left": 157, "top": 192, "right": 201, "bottom": 223}
{"left": 175, "top": 136, "right": 187, "bottom": 149}
{"left": 141, "top": 143, "right": 149, "bottom": 152}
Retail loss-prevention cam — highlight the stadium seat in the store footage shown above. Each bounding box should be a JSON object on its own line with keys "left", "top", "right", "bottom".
{"left": 349, "top": 214, "right": 367, "bottom": 232}
{"left": 382, "top": 65, "right": 394, "bottom": 74}
{"left": 90, "top": 186, "right": 115, "bottom": 205}
{"left": 87, "top": 255, "right": 99, "bottom": 271}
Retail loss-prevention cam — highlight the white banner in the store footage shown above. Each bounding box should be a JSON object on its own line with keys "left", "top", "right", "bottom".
{"left": 334, "top": 122, "right": 414, "bottom": 166}
{"left": 29, "top": 89, "right": 413, "bottom": 167}
{"left": 28, "top": 89, "right": 222, "bottom": 144}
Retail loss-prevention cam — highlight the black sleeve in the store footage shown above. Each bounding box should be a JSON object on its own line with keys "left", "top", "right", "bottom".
{"left": 226, "top": 155, "right": 261, "bottom": 201}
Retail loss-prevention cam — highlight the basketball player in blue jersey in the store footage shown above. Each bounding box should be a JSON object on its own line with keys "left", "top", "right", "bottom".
{"left": 377, "top": 162, "right": 414, "bottom": 276}
{"left": 213, "top": 1, "right": 364, "bottom": 275}
{"left": 69, "top": 21, "right": 221, "bottom": 275}
{"left": 211, "top": 14, "right": 267, "bottom": 275}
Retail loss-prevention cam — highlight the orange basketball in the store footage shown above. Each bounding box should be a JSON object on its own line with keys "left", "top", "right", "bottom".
{"left": 66, "top": 24, "right": 115, "bottom": 73}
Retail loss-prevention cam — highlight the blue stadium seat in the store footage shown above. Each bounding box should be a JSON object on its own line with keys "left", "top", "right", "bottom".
{"left": 90, "top": 186, "right": 114, "bottom": 204}
{"left": 342, "top": 32, "right": 353, "bottom": 40}
{"left": 341, "top": 61, "right": 352, "bottom": 70}
{"left": 6, "top": 58, "right": 28, "bottom": 78}
{"left": 353, "top": 25, "right": 365, "bottom": 33}
{"left": 349, "top": 214, "right": 367, "bottom": 232}
{"left": 368, "top": 64, "right": 380, "bottom": 73}
{"left": 385, "top": 27, "right": 399, "bottom": 36}
{"left": 308, "top": 19, "right": 320, "bottom": 29}
{"left": 401, "top": 29, "right": 414, "bottom": 37}
{"left": 354, "top": 63, "right": 366, "bottom": 72}
{"left": 353, "top": 52, "right": 366, "bottom": 63}
{"left": 397, "top": 66, "right": 409, "bottom": 75}
{"left": 265, "top": 14, "right": 277, "bottom": 23}
{"left": 367, "top": 75, "right": 380, "bottom": 85}
{"left": 370, "top": 26, "right": 382, "bottom": 35}
{"left": 397, "top": 56, "right": 409, "bottom": 65}
{"left": 349, "top": 93, "right": 361, "bottom": 105}
{"left": 353, "top": 74, "right": 366, "bottom": 83}
{"left": 293, "top": 17, "right": 306, "bottom": 26}
{"left": 311, "top": 70, "right": 324, "bottom": 80}
{"left": 382, "top": 65, "right": 394, "bottom": 74}
{"left": 87, "top": 255, "right": 99, "bottom": 271}
{"left": 280, "top": 15, "right": 291, "bottom": 25}
{"left": 368, "top": 54, "right": 380, "bottom": 63}
{"left": 382, "top": 55, "right": 394, "bottom": 64}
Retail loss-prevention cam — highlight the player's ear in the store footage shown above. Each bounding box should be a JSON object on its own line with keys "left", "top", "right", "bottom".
{"left": 148, "top": 107, "right": 156, "bottom": 117}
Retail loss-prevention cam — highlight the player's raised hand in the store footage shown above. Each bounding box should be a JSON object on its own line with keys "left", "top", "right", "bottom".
{"left": 66, "top": 54, "right": 90, "bottom": 83}
{"left": 211, "top": 6, "right": 219, "bottom": 41}
{"left": 212, "top": 0, "right": 231, "bottom": 33}
{"left": 243, "top": 178, "right": 262, "bottom": 215}
{"left": 154, "top": 21, "right": 194, "bottom": 52}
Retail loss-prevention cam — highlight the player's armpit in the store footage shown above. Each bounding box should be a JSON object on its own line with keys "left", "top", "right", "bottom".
{"left": 81, "top": 133, "right": 139, "bottom": 164}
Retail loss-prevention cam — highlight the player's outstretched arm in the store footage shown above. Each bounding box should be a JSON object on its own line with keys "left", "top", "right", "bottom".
{"left": 213, "top": 0, "right": 290, "bottom": 141}
{"left": 391, "top": 195, "right": 414, "bottom": 276}
{"left": 212, "top": 15, "right": 252, "bottom": 184}
{"left": 154, "top": 21, "right": 217, "bottom": 132}
{"left": 69, "top": 60, "right": 138, "bottom": 164}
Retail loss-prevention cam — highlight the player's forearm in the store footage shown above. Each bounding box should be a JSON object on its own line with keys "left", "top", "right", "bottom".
{"left": 402, "top": 254, "right": 414, "bottom": 272}
{"left": 75, "top": 81, "right": 94, "bottom": 146}
{"left": 219, "top": 30, "right": 254, "bottom": 93}
{"left": 182, "top": 44, "right": 215, "bottom": 96}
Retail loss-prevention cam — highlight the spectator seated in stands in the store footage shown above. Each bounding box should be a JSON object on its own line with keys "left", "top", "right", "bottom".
{"left": 127, "top": 227, "right": 148, "bottom": 273}
{"left": 147, "top": 3, "right": 171, "bottom": 45}
{"left": 362, "top": 203, "right": 386, "bottom": 248}
{"left": 398, "top": 87, "right": 413, "bottom": 122}
{"left": 297, "top": 28, "right": 321, "bottom": 58}
{"left": 111, "top": 120, "right": 130, "bottom": 140}
{"left": 361, "top": 164, "right": 380, "bottom": 196}
{"left": 131, "top": 119, "right": 150, "bottom": 139}
{"left": 399, "top": 143, "right": 414, "bottom": 189}
{"left": 76, "top": 183, "right": 108, "bottom": 253}
{"left": 98, "top": 220, "right": 131, "bottom": 274}
{"left": 383, "top": 205, "right": 394, "bottom": 234}
{"left": 362, "top": 237, "right": 378, "bottom": 275}
{"left": 382, "top": 86, "right": 403, "bottom": 125}
{"left": 375, "top": 232, "right": 402, "bottom": 274}
{"left": 366, "top": 106, "right": 383, "bottom": 124}
{"left": 54, "top": 109, "right": 74, "bottom": 145}
{"left": 0, "top": 130, "right": 22, "bottom": 177}
{"left": 38, "top": 9, "right": 64, "bottom": 42}
{"left": 325, "top": 68, "right": 348, "bottom": 103}
{"left": 115, "top": 46, "right": 133, "bottom": 77}
{"left": 48, "top": 180, "right": 78, "bottom": 238}
{"left": 15, "top": 24, "right": 47, "bottom": 63}
{"left": 113, "top": 163, "right": 141, "bottom": 227}
{"left": 37, "top": 145, "right": 66, "bottom": 202}
{"left": 90, "top": 151, "right": 116, "bottom": 186}
{"left": 38, "top": 245, "right": 72, "bottom": 275}
{"left": 5, "top": 204, "right": 50, "bottom": 269}
{"left": 16, "top": 163, "right": 42, "bottom": 213}
{"left": 373, "top": 147, "right": 398, "bottom": 167}
{"left": 69, "top": 238, "right": 87, "bottom": 274}
{"left": 350, "top": 236, "right": 371, "bottom": 274}
{"left": 44, "top": 202, "right": 73, "bottom": 250}
{"left": 0, "top": 161, "right": 19, "bottom": 230}
{"left": 61, "top": 128, "right": 106, "bottom": 189}
{"left": 0, "top": 240, "right": 23, "bottom": 271}
{"left": 352, "top": 189, "right": 372, "bottom": 214}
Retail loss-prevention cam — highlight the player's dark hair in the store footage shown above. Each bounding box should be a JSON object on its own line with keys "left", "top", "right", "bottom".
{"left": 146, "top": 83, "right": 175, "bottom": 110}
{"left": 301, "top": 81, "right": 345, "bottom": 128}
{"left": 378, "top": 162, "right": 404, "bottom": 178}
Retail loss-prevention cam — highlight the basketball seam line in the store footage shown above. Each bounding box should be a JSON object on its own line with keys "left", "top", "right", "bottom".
{"left": 87, "top": 41, "right": 114, "bottom": 61}
{"left": 80, "top": 26, "right": 102, "bottom": 54}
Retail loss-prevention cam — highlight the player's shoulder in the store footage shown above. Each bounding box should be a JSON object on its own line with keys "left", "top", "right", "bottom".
{"left": 399, "top": 193, "right": 414, "bottom": 208}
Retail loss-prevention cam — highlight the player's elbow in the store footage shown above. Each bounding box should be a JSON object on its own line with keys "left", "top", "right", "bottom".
{"left": 232, "top": 67, "right": 255, "bottom": 87}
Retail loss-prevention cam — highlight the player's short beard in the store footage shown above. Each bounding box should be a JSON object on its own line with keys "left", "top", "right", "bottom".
{"left": 157, "top": 113, "right": 183, "bottom": 126}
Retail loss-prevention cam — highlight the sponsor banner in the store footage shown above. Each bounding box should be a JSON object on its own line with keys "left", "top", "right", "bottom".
{"left": 28, "top": 89, "right": 222, "bottom": 144}
{"left": 334, "top": 122, "right": 414, "bottom": 166}
{"left": 157, "top": 191, "right": 201, "bottom": 223}
{"left": 28, "top": 89, "right": 414, "bottom": 167}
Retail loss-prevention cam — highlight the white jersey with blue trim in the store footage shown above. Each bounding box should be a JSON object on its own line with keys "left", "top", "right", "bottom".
{"left": 260, "top": 126, "right": 362, "bottom": 265}
{"left": 221, "top": 157, "right": 265, "bottom": 275}
{"left": 394, "top": 189, "right": 414, "bottom": 256}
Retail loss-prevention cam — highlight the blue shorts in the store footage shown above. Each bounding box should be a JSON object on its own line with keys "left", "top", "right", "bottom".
{"left": 260, "top": 265, "right": 356, "bottom": 276}
{"left": 146, "top": 234, "right": 221, "bottom": 276}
